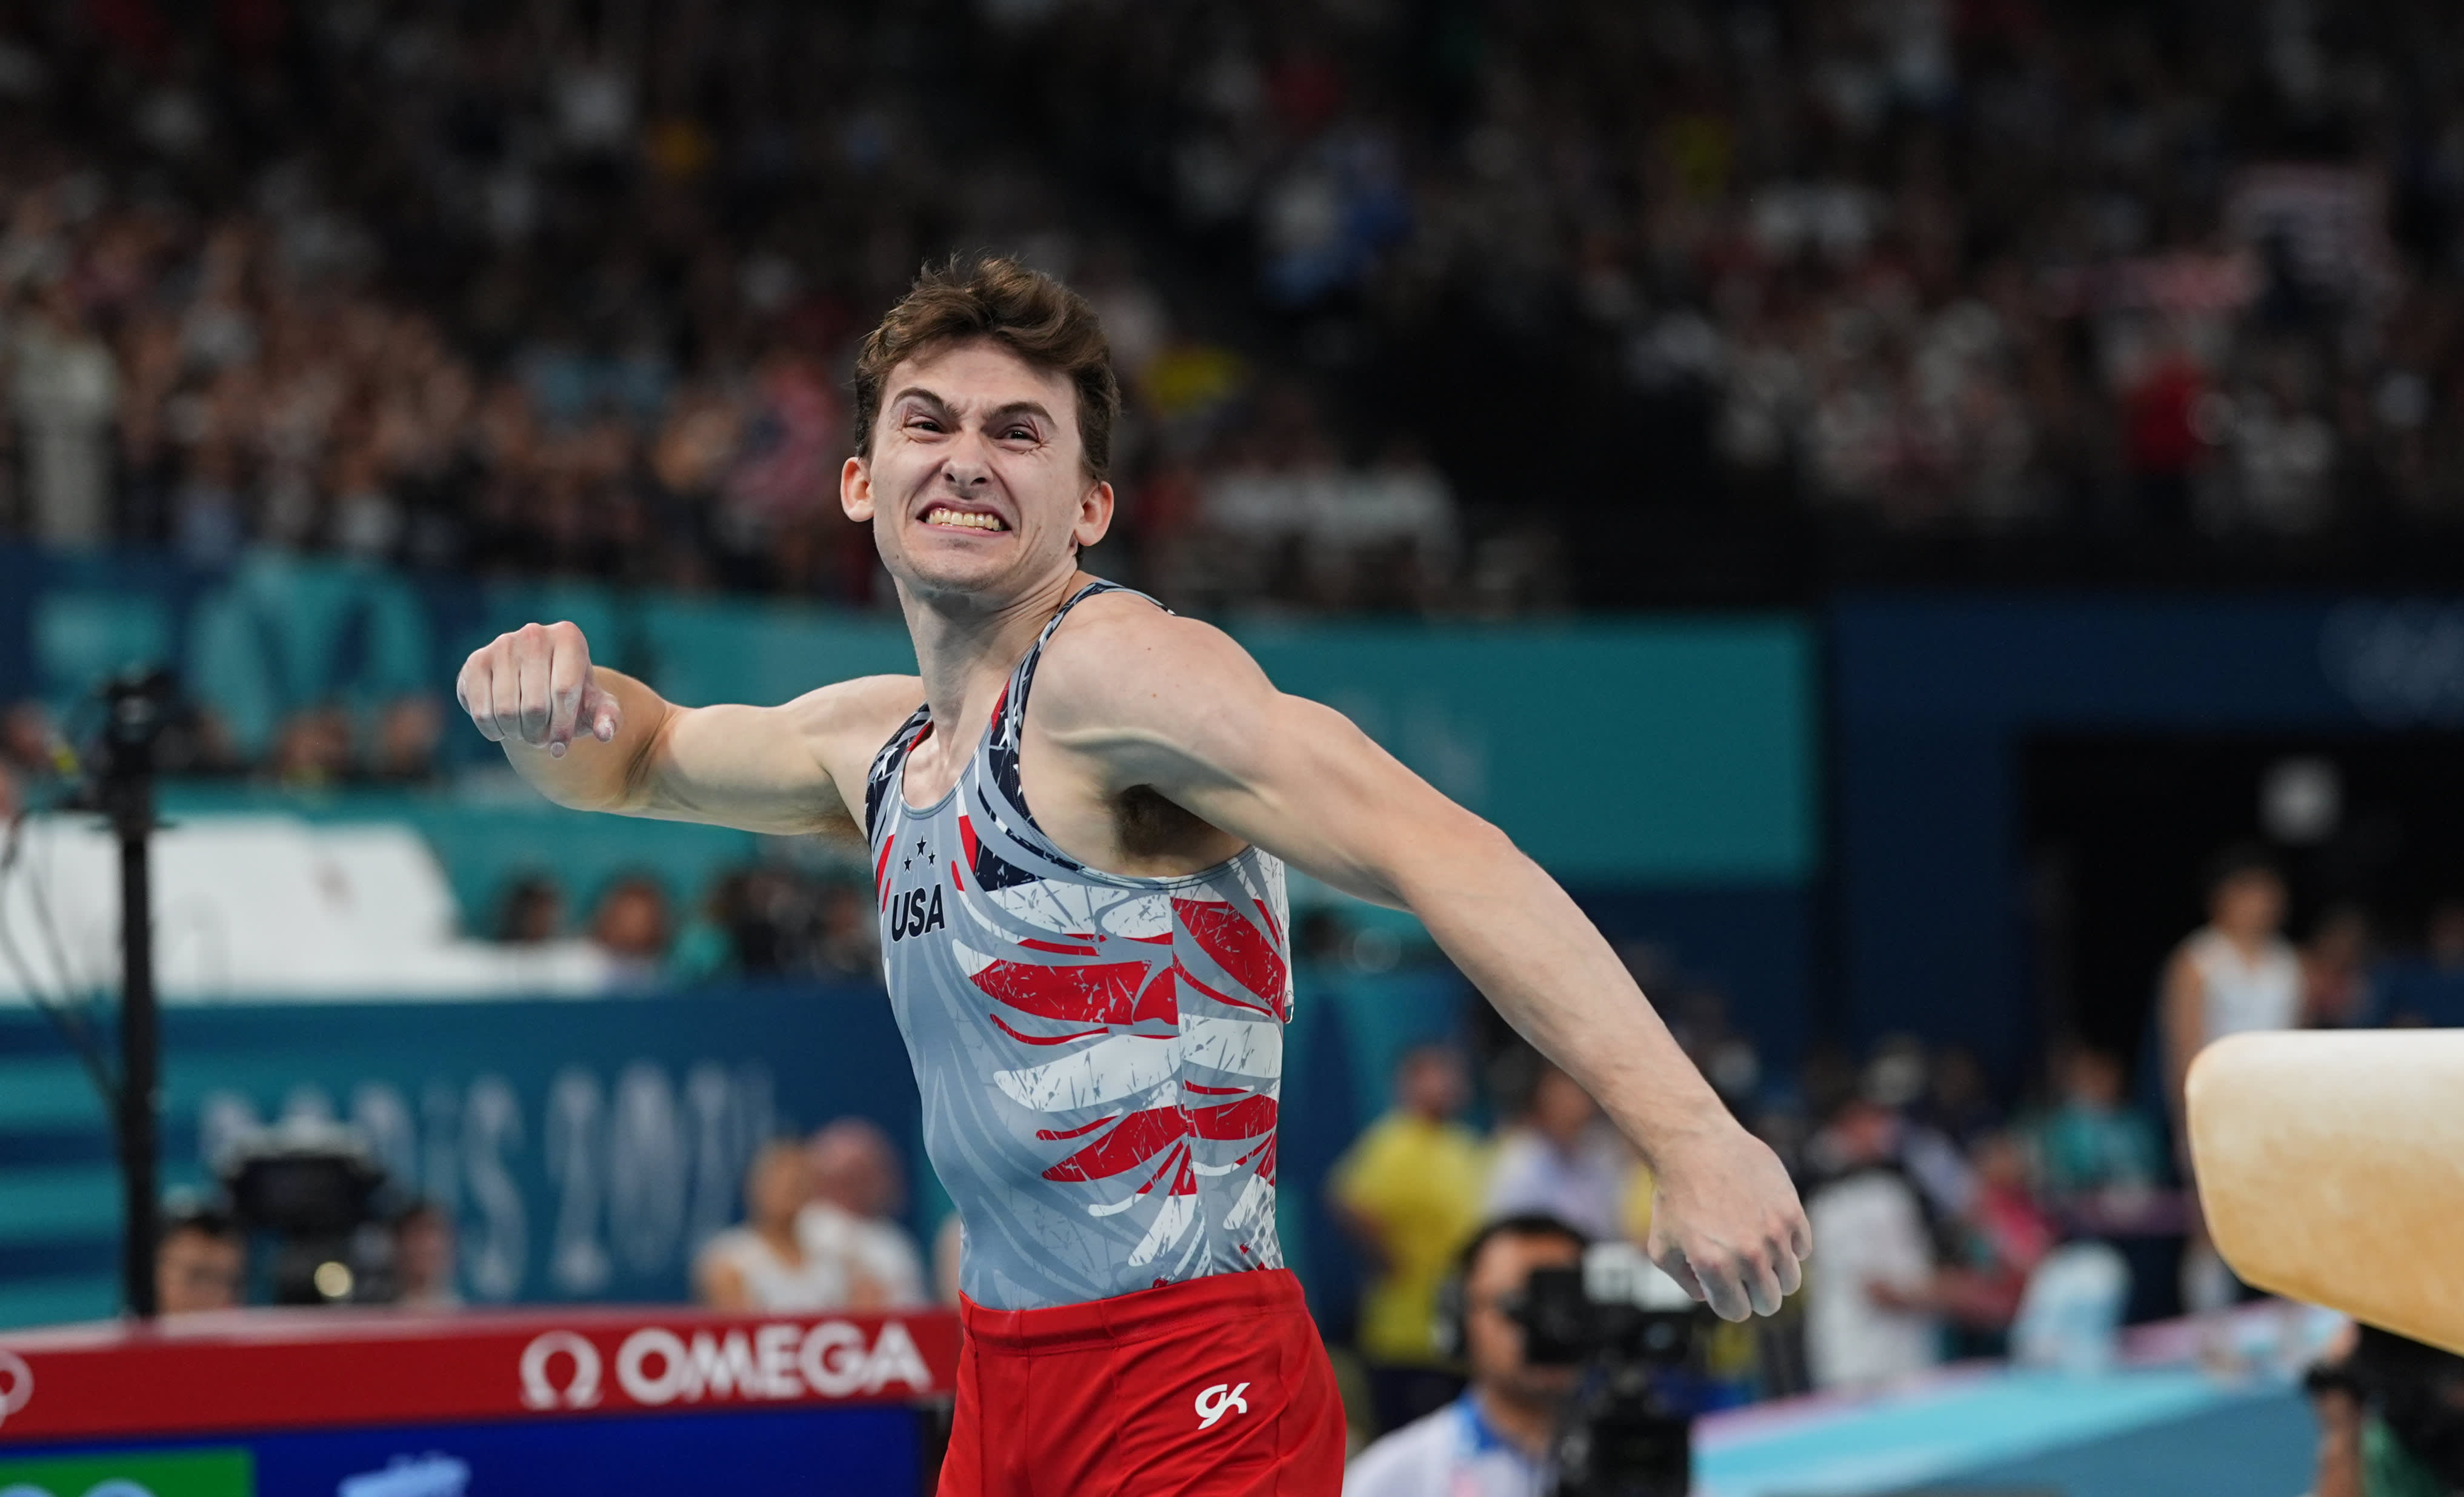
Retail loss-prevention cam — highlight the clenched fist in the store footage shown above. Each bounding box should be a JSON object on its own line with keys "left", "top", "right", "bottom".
{"left": 456, "top": 620, "right": 624, "bottom": 758}
{"left": 1645, "top": 1124, "right": 1813, "bottom": 1323}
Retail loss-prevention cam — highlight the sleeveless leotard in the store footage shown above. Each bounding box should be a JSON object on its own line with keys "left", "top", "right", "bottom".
{"left": 865, "top": 581, "right": 1292, "bottom": 1310}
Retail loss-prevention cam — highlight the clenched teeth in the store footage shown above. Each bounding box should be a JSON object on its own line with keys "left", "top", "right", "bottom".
{"left": 925, "top": 508, "right": 1005, "bottom": 531}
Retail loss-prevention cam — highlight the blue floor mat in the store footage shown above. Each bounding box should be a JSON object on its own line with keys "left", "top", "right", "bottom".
{"left": 1903, "top": 1388, "right": 2315, "bottom": 1497}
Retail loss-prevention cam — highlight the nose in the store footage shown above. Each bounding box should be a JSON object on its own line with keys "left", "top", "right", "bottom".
{"left": 943, "top": 430, "right": 994, "bottom": 489}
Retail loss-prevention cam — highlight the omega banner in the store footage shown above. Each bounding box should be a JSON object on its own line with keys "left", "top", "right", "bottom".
{"left": 0, "top": 1307, "right": 958, "bottom": 1497}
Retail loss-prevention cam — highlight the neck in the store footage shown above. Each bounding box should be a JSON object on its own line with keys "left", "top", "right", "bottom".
{"left": 1471, "top": 1384, "right": 1557, "bottom": 1461}
{"left": 897, "top": 566, "right": 1091, "bottom": 730}
{"left": 756, "top": 1218, "right": 801, "bottom": 1258}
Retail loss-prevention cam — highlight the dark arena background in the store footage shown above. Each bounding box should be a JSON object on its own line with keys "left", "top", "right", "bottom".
{"left": 1, "top": 1, "right": 2462, "bottom": 1493}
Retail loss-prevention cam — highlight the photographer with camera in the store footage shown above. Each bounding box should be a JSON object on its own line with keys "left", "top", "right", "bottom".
{"left": 1345, "top": 1213, "right": 1587, "bottom": 1496}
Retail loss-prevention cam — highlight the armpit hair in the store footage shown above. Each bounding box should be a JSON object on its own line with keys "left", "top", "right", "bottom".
{"left": 1116, "top": 783, "right": 1211, "bottom": 861}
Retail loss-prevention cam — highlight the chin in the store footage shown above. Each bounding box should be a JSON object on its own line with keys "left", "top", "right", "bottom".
{"left": 893, "top": 543, "right": 1029, "bottom": 600}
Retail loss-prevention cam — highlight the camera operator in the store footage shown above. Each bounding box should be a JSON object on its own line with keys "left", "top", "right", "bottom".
{"left": 155, "top": 1204, "right": 244, "bottom": 1315}
{"left": 1345, "top": 1214, "right": 1588, "bottom": 1497}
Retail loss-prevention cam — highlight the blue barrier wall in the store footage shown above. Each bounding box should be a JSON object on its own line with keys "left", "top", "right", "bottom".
{"left": 1828, "top": 594, "right": 2464, "bottom": 1078}
{"left": 0, "top": 968, "right": 1483, "bottom": 1331}
{"left": 0, "top": 984, "right": 916, "bottom": 1328}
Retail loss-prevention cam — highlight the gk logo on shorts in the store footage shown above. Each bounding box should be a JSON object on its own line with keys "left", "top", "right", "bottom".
{"left": 1193, "top": 1381, "right": 1250, "bottom": 1430}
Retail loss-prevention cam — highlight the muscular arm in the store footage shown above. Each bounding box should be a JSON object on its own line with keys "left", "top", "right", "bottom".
{"left": 456, "top": 619, "right": 917, "bottom": 835}
{"left": 1034, "top": 603, "right": 1810, "bottom": 1319}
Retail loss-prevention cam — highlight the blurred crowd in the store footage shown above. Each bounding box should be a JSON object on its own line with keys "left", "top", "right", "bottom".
{"left": 0, "top": 1, "right": 2456, "bottom": 611}
{"left": 1325, "top": 845, "right": 2464, "bottom": 1448}
{"left": 1008, "top": 0, "right": 2464, "bottom": 591}
{"left": 0, "top": 0, "right": 1494, "bottom": 617}
{"left": 1323, "top": 1024, "right": 2122, "bottom": 1441}
{"left": 150, "top": 1115, "right": 936, "bottom": 1319}
{"left": 485, "top": 860, "right": 884, "bottom": 988}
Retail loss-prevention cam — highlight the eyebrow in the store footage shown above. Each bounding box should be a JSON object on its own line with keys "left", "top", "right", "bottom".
{"left": 887, "top": 386, "right": 954, "bottom": 417}
{"left": 984, "top": 400, "right": 1057, "bottom": 430}
{"left": 885, "top": 387, "right": 1056, "bottom": 431}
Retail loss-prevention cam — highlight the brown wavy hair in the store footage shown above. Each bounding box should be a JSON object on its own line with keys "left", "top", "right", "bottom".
{"left": 850, "top": 256, "right": 1120, "bottom": 482}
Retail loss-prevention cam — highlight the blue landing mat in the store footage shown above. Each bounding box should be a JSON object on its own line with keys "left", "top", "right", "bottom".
{"left": 1902, "top": 1388, "right": 2314, "bottom": 1497}
{"left": 1697, "top": 1369, "right": 2316, "bottom": 1496}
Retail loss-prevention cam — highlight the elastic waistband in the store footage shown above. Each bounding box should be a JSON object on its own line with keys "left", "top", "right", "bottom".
{"left": 959, "top": 1269, "right": 1307, "bottom": 1354}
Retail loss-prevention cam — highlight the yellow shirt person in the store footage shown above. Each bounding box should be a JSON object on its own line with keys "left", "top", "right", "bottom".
{"left": 1331, "top": 1106, "right": 1490, "bottom": 1366}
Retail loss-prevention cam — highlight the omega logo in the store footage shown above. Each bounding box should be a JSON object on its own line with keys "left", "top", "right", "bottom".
{"left": 516, "top": 1321, "right": 933, "bottom": 1412}
{"left": 0, "top": 1350, "right": 32, "bottom": 1429}
{"left": 518, "top": 1330, "right": 602, "bottom": 1410}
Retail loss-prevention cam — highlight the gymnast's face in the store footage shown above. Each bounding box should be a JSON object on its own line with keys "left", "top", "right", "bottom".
{"left": 843, "top": 339, "right": 1114, "bottom": 606}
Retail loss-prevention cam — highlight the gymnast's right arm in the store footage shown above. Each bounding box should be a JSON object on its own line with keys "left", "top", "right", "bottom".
{"left": 453, "top": 619, "right": 917, "bottom": 835}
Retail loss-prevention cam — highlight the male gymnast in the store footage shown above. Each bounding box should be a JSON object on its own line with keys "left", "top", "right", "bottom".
{"left": 456, "top": 256, "right": 1810, "bottom": 1494}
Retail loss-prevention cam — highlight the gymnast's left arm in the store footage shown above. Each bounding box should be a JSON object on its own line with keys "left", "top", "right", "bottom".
{"left": 1034, "top": 608, "right": 1811, "bottom": 1323}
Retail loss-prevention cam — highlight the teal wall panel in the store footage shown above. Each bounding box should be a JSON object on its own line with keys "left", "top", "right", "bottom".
{"left": 1239, "top": 619, "right": 1816, "bottom": 881}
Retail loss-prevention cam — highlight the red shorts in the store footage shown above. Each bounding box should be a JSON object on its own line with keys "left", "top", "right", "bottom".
{"left": 938, "top": 1269, "right": 1347, "bottom": 1496}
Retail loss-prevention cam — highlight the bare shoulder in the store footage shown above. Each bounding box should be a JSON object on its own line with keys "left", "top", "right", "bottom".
{"left": 1033, "top": 591, "right": 1271, "bottom": 729}
{"left": 781, "top": 672, "right": 925, "bottom": 774}
{"left": 2162, "top": 939, "right": 2206, "bottom": 995}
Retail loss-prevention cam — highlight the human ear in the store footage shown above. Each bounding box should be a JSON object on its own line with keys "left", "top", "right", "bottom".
{"left": 1073, "top": 479, "right": 1115, "bottom": 549}
{"left": 841, "top": 456, "right": 875, "bottom": 523}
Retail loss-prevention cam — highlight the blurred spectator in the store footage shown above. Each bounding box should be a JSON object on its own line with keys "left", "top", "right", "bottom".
{"left": 264, "top": 704, "right": 352, "bottom": 789}
{"left": 719, "top": 868, "right": 801, "bottom": 975}
{"left": 156, "top": 1206, "right": 245, "bottom": 1315}
{"left": 2426, "top": 897, "right": 2464, "bottom": 975}
{"left": 12, "top": 281, "right": 119, "bottom": 547}
{"left": 392, "top": 1200, "right": 461, "bottom": 1311}
{"left": 588, "top": 874, "right": 673, "bottom": 980}
{"left": 1854, "top": 1036, "right": 1974, "bottom": 1224}
{"left": 799, "top": 1118, "right": 928, "bottom": 1309}
{"left": 2120, "top": 328, "right": 2212, "bottom": 539}
{"left": 2303, "top": 905, "right": 2380, "bottom": 1029}
{"left": 1804, "top": 1096, "right": 1942, "bottom": 1392}
{"left": 695, "top": 1138, "right": 851, "bottom": 1312}
{"left": 2162, "top": 847, "right": 2301, "bottom": 1139}
{"left": 1921, "top": 1046, "right": 2001, "bottom": 1147}
{"left": 673, "top": 865, "right": 882, "bottom": 984}
{"left": 1484, "top": 1058, "right": 1630, "bottom": 1246}
{"left": 493, "top": 874, "right": 566, "bottom": 945}
{"left": 813, "top": 878, "right": 881, "bottom": 979}
{"left": 2162, "top": 845, "right": 2300, "bottom": 1318}
{"left": 1328, "top": 1043, "right": 1488, "bottom": 1435}
{"left": 365, "top": 697, "right": 444, "bottom": 784}
{"left": 2033, "top": 1046, "right": 2165, "bottom": 1212}
{"left": 1342, "top": 1215, "right": 1588, "bottom": 1497}
{"left": 0, "top": 701, "right": 58, "bottom": 775}
{"left": 1944, "top": 1130, "right": 2057, "bottom": 1334}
